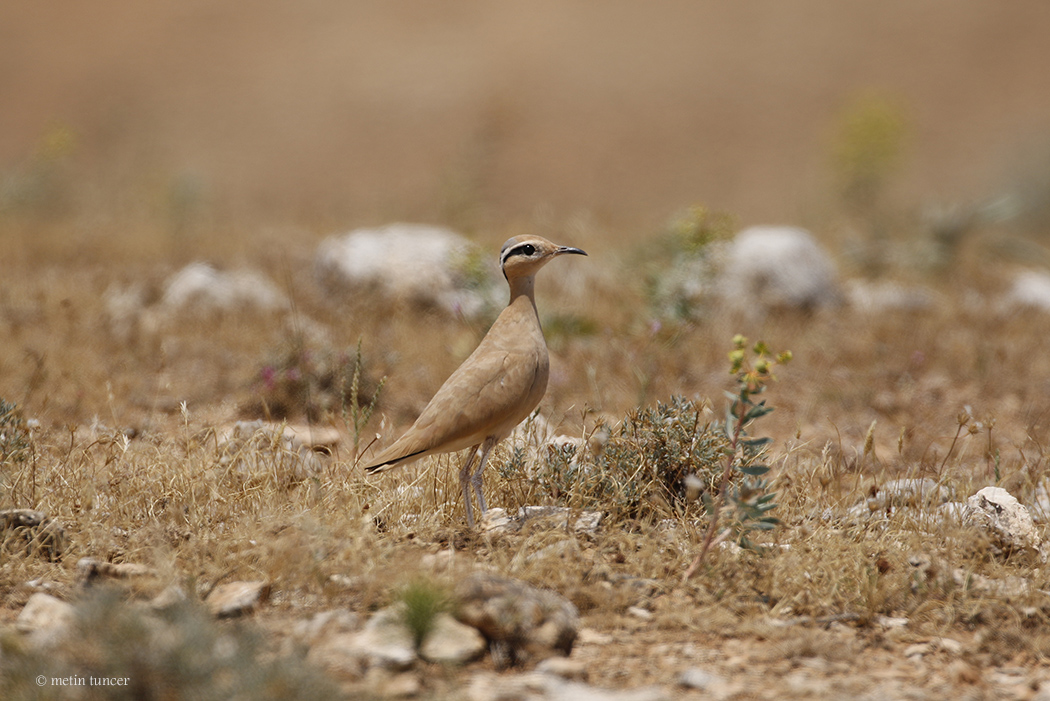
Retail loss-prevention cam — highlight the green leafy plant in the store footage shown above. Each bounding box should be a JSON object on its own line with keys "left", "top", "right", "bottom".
{"left": 683, "top": 335, "right": 791, "bottom": 581}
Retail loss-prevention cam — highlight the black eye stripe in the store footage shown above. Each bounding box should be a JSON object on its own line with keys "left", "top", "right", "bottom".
{"left": 501, "top": 242, "right": 537, "bottom": 265}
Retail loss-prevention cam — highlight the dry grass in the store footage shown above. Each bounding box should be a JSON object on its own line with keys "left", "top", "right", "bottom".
{"left": 3, "top": 203, "right": 1050, "bottom": 698}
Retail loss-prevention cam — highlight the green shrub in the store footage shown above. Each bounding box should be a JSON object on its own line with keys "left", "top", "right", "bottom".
{"left": 520, "top": 395, "right": 730, "bottom": 522}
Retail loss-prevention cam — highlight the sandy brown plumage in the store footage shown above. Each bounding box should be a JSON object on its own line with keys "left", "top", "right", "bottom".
{"left": 362, "top": 235, "right": 586, "bottom": 526}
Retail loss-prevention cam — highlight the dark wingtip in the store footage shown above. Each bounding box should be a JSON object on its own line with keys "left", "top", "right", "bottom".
{"left": 363, "top": 447, "right": 427, "bottom": 473}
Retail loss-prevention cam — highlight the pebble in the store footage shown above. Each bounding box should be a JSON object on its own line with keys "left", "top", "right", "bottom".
{"left": 537, "top": 657, "right": 590, "bottom": 681}
{"left": 206, "top": 580, "right": 271, "bottom": 618}
{"left": 678, "top": 667, "right": 727, "bottom": 692}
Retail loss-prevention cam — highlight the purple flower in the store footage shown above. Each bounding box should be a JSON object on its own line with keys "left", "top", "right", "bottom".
{"left": 261, "top": 366, "right": 276, "bottom": 390}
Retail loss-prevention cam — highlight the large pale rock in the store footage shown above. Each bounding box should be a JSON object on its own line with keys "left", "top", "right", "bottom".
{"left": 281, "top": 423, "right": 342, "bottom": 451}
{"left": 964, "top": 487, "right": 1042, "bottom": 557}
{"left": 536, "top": 656, "right": 590, "bottom": 681}
{"left": 719, "top": 226, "right": 839, "bottom": 313}
{"left": 314, "top": 223, "right": 499, "bottom": 317}
{"left": 507, "top": 413, "right": 587, "bottom": 467}
{"left": 455, "top": 573, "right": 579, "bottom": 669}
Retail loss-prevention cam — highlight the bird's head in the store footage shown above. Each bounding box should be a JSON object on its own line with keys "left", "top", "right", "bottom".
{"left": 499, "top": 235, "right": 587, "bottom": 281}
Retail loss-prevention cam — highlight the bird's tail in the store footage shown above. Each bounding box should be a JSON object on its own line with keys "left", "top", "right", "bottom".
{"left": 363, "top": 460, "right": 397, "bottom": 474}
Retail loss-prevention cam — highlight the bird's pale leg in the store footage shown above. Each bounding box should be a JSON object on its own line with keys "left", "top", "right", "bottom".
{"left": 459, "top": 446, "right": 481, "bottom": 527}
{"left": 471, "top": 437, "right": 498, "bottom": 518}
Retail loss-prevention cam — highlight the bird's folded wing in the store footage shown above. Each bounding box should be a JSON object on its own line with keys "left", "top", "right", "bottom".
{"left": 411, "top": 346, "right": 542, "bottom": 447}
{"left": 368, "top": 347, "right": 542, "bottom": 467}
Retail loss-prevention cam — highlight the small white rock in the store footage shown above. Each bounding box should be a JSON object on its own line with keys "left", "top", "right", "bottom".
{"left": 904, "top": 643, "right": 930, "bottom": 658}
{"left": 536, "top": 656, "right": 590, "bottom": 681}
{"left": 160, "top": 263, "right": 287, "bottom": 316}
{"left": 577, "top": 628, "right": 614, "bottom": 645}
{"left": 964, "top": 486, "right": 1042, "bottom": 556}
{"left": 679, "top": 667, "right": 727, "bottom": 693}
{"left": 875, "top": 615, "right": 909, "bottom": 630}
{"left": 518, "top": 505, "right": 603, "bottom": 533}
{"left": 934, "top": 637, "right": 964, "bottom": 654}
{"left": 355, "top": 603, "right": 418, "bottom": 671}
{"left": 420, "top": 612, "right": 486, "bottom": 665}
{"left": 627, "top": 606, "right": 653, "bottom": 621}
{"left": 1004, "top": 270, "right": 1050, "bottom": 312}
{"left": 481, "top": 507, "right": 519, "bottom": 534}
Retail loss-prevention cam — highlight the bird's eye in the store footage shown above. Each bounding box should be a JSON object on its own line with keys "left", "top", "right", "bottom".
{"left": 522, "top": 244, "right": 535, "bottom": 255}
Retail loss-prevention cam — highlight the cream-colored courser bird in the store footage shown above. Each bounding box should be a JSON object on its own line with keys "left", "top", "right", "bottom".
{"left": 363, "top": 235, "right": 586, "bottom": 527}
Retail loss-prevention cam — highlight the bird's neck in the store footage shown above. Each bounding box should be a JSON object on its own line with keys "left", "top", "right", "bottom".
{"left": 507, "top": 275, "right": 537, "bottom": 309}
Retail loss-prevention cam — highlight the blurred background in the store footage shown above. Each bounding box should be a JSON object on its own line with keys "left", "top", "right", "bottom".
{"left": 3, "top": 1, "right": 1049, "bottom": 243}
{"left": 4, "top": 0, "right": 1050, "bottom": 452}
